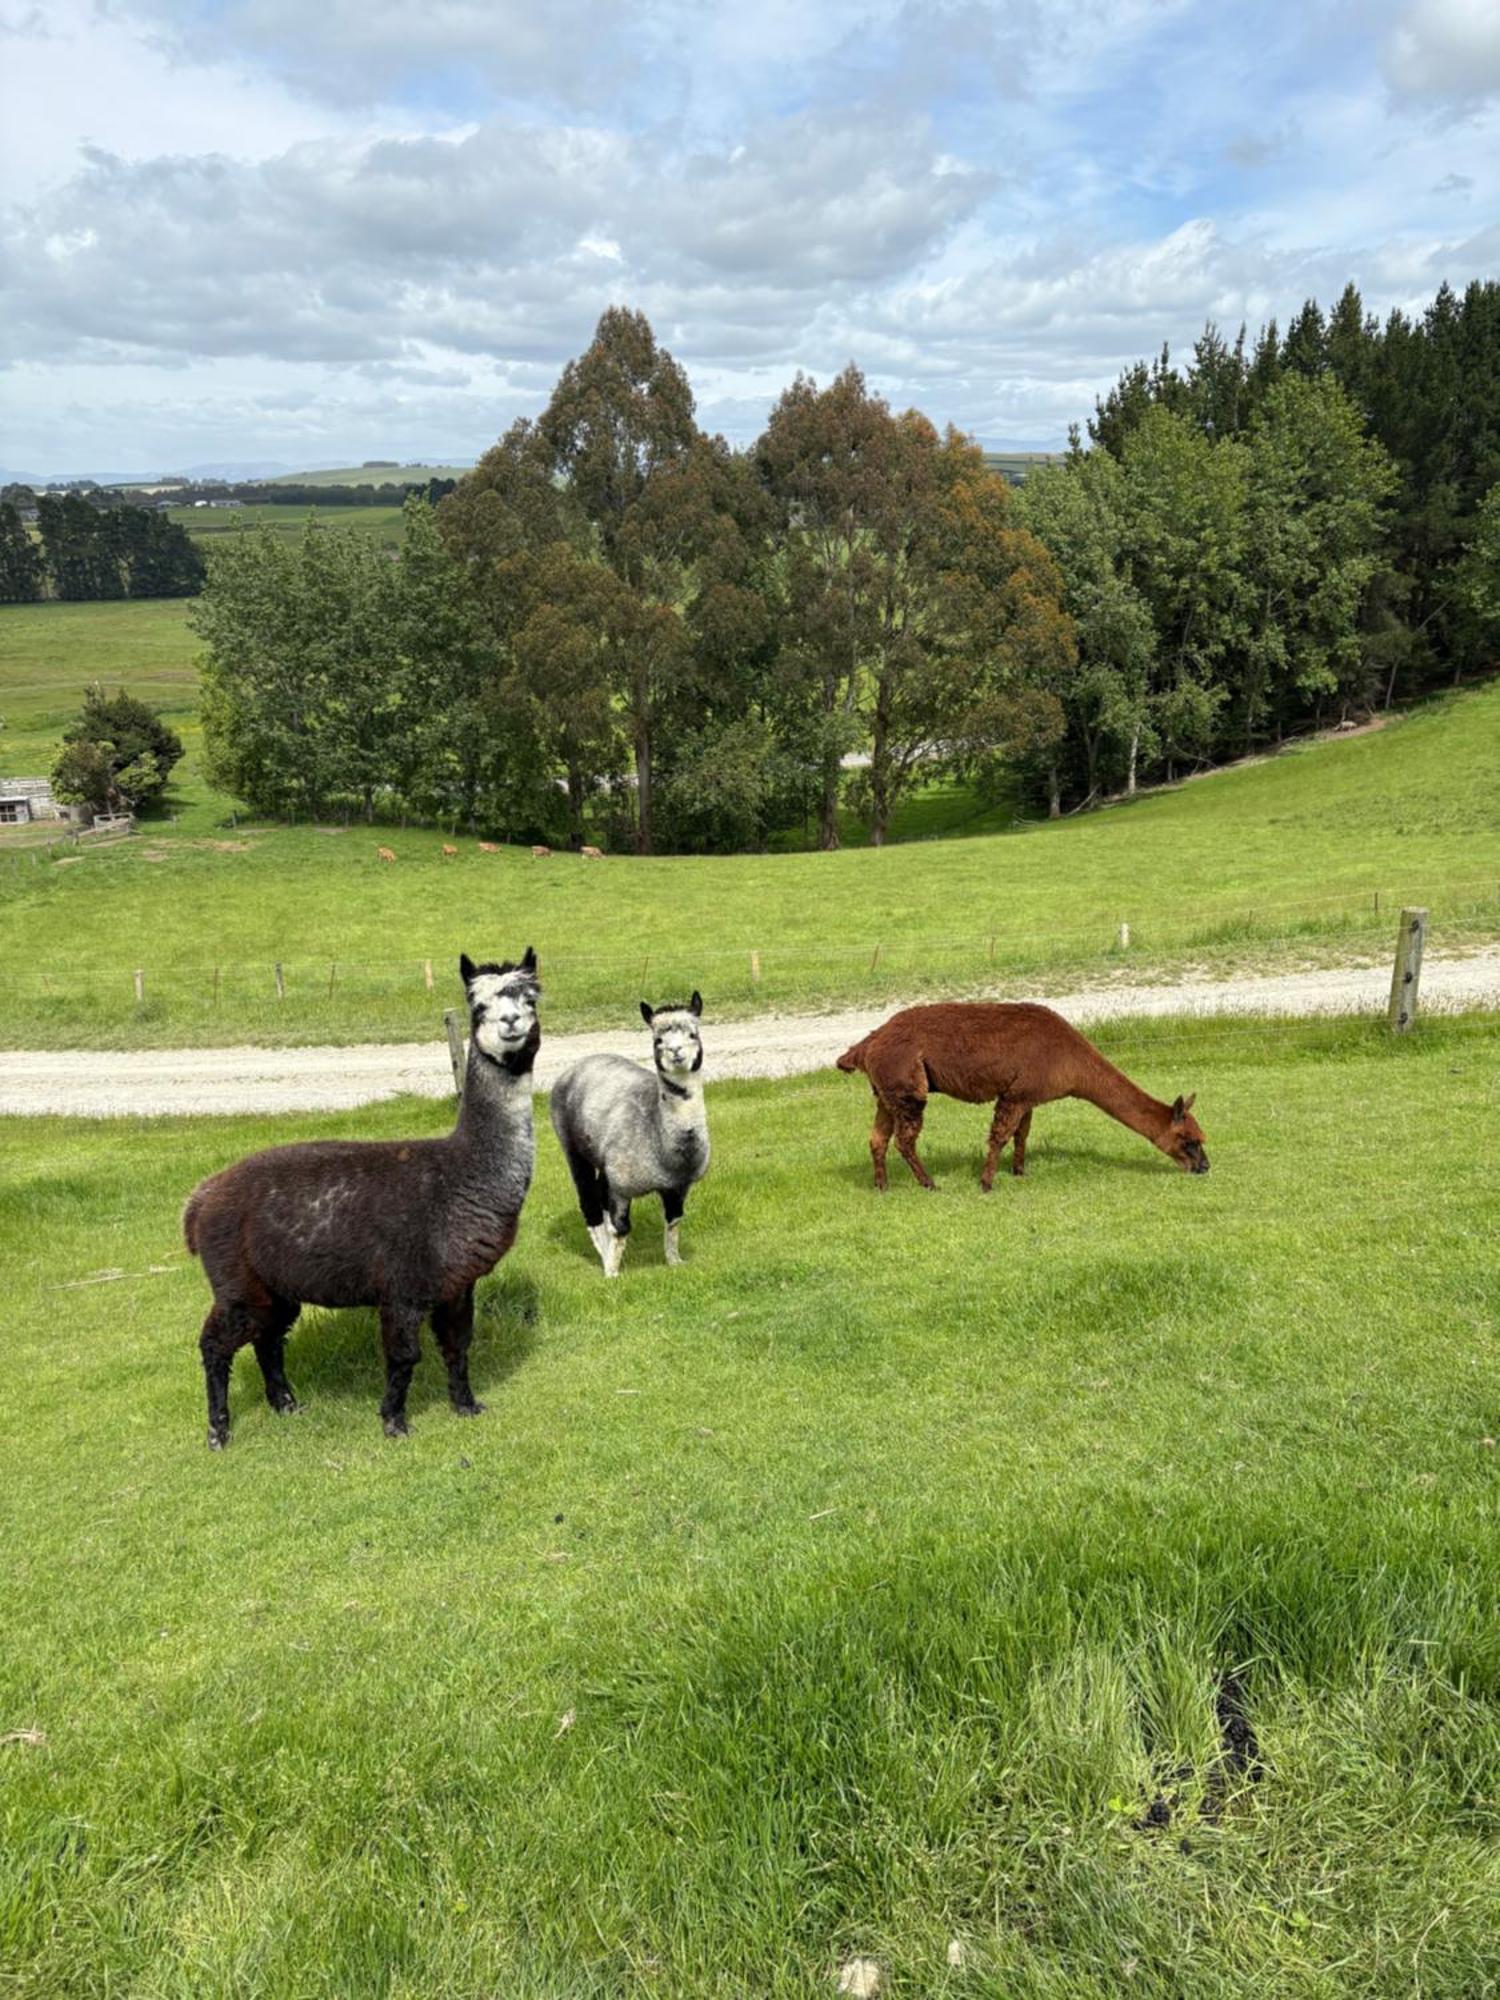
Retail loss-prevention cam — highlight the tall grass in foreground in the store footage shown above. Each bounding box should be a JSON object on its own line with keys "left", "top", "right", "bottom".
{"left": 2, "top": 1015, "right": 1498, "bottom": 1995}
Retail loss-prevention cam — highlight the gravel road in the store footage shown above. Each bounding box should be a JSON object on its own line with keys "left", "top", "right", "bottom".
{"left": 3, "top": 952, "right": 1496, "bottom": 1117}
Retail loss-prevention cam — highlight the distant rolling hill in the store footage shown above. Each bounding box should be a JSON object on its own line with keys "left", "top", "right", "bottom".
{"left": 264, "top": 462, "right": 474, "bottom": 488}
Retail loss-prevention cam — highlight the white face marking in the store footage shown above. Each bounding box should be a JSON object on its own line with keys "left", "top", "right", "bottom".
{"left": 468, "top": 969, "right": 539, "bottom": 1059}
{"left": 650, "top": 1009, "right": 702, "bottom": 1079}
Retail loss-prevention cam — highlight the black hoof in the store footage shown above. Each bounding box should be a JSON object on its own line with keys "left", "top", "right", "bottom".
{"left": 272, "top": 1396, "right": 301, "bottom": 1415}
{"left": 452, "top": 1399, "right": 486, "bottom": 1418}
{"left": 382, "top": 1414, "right": 410, "bottom": 1439}
{"left": 207, "top": 1429, "right": 228, "bottom": 1451}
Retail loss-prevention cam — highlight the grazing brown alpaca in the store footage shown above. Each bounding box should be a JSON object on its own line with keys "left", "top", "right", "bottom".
{"left": 376, "top": 845, "right": 396, "bottom": 864}
{"left": 837, "top": 1002, "right": 1209, "bottom": 1192}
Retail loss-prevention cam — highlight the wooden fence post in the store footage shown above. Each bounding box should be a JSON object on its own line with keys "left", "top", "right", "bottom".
{"left": 327, "top": 960, "right": 337, "bottom": 1000}
{"left": 212, "top": 964, "right": 221, "bottom": 1008}
{"left": 1117, "top": 920, "right": 1131, "bottom": 950}
{"left": 1387, "top": 907, "right": 1426, "bottom": 1033}
{"left": 750, "top": 950, "right": 761, "bottom": 985}
{"left": 424, "top": 958, "right": 434, "bottom": 992}
{"left": 444, "top": 1008, "right": 466, "bottom": 1099}
{"left": 133, "top": 968, "right": 144, "bottom": 1004}
{"left": 274, "top": 961, "right": 285, "bottom": 1001}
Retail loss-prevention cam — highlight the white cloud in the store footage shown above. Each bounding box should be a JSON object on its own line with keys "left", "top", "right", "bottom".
{"left": 1384, "top": 0, "right": 1500, "bottom": 104}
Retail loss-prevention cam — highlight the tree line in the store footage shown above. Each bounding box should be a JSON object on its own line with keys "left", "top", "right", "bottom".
{"left": 196, "top": 287, "right": 1500, "bottom": 849}
{"left": 0, "top": 493, "right": 204, "bottom": 603}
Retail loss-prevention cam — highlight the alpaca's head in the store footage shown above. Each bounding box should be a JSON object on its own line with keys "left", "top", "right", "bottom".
{"left": 640, "top": 990, "right": 703, "bottom": 1079}
{"left": 1166, "top": 1093, "right": 1209, "bottom": 1173}
{"left": 461, "top": 948, "right": 541, "bottom": 1063}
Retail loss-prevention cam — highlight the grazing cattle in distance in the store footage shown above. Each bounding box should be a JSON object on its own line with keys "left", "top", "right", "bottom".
{"left": 376, "top": 846, "right": 396, "bottom": 864}
{"left": 837, "top": 1001, "right": 1209, "bottom": 1191}
{"left": 551, "top": 993, "right": 710, "bottom": 1277}
{"left": 184, "top": 951, "right": 543, "bottom": 1446}
{"left": 581, "top": 845, "right": 604, "bottom": 859}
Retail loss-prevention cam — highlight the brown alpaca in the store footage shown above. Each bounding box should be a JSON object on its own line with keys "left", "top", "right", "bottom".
{"left": 441, "top": 843, "right": 458, "bottom": 859}
{"left": 580, "top": 844, "right": 604, "bottom": 859}
{"left": 478, "top": 841, "right": 502, "bottom": 854}
{"left": 531, "top": 845, "right": 552, "bottom": 859}
{"left": 836, "top": 1002, "right": 1210, "bottom": 1192}
{"left": 376, "top": 845, "right": 396, "bottom": 864}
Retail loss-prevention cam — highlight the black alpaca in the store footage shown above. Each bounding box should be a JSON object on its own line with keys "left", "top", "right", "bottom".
{"left": 183, "top": 950, "right": 541, "bottom": 1446}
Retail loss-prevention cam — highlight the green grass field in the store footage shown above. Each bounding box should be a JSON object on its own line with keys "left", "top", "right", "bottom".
{"left": 166, "top": 503, "right": 408, "bottom": 549}
{"left": 0, "top": 598, "right": 199, "bottom": 774}
{"left": 1, "top": 678, "right": 1497, "bottom": 1050}
{"left": 3, "top": 1015, "right": 1498, "bottom": 1996}
{"left": 263, "top": 463, "right": 471, "bottom": 487}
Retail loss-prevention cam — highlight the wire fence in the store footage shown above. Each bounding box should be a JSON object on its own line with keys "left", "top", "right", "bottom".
{"left": 6, "top": 879, "right": 1499, "bottom": 1004}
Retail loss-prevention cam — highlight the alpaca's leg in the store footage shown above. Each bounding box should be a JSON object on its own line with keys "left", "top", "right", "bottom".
{"left": 892, "top": 1094, "right": 936, "bottom": 1190}
{"left": 1011, "top": 1108, "right": 1034, "bottom": 1177}
{"left": 377, "top": 1303, "right": 424, "bottom": 1437}
{"left": 869, "top": 1099, "right": 895, "bottom": 1192}
{"left": 432, "top": 1289, "right": 483, "bottom": 1416}
{"left": 604, "top": 1186, "right": 631, "bottom": 1279}
{"left": 561, "top": 1132, "right": 609, "bottom": 1259}
{"left": 981, "top": 1099, "right": 1025, "bottom": 1192}
{"left": 200, "top": 1303, "right": 243, "bottom": 1449}
{"left": 662, "top": 1186, "right": 686, "bottom": 1266}
{"left": 252, "top": 1297, "right": 301, "bottom": 1414}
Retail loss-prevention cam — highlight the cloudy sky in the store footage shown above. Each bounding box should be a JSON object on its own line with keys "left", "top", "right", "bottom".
{"left": 2, "top": 0, "right": 1497, "bottom": 476}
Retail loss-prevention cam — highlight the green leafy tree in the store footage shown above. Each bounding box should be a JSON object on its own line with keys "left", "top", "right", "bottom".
{"left": 50, "top": 683, "right": 184, "bottom": 814}
{"left": 534, "top": 308, "right": 710, "bottom": 853}
{"left": 194, "top": 521, "right": 395, "bottom": 818}
{"left": 1020, "top": 450, "right": 1159, "bottom": 802}
{"left": 1239, "top": 373, "right": 1397, "bottom": 741}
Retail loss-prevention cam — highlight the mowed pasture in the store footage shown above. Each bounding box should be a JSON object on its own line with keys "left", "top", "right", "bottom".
{"left": 1, "top": 677, "right": 1498, "bottom": 1049}
{"left": 2, "top": 1017, "right": 1498, "bottom": 1996}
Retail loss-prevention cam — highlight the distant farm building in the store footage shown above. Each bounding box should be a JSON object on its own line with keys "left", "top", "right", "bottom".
{"left": 0, "top": 777, "right": 76, "bottom": 824}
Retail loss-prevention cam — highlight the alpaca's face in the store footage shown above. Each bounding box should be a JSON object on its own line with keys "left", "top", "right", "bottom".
{"left": 644, "top": 992, "right": 703, "bottom": 1078}
{"left": 1167, "top": 1094, "right": 1209, "bottom": 1174}
{"left": 462, "top": 950, "right": 540, "bottom": 1062}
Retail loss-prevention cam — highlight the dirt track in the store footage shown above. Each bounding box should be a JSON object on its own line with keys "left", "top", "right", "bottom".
{"left": 3, "top": 951, "right": 1497, "bottom": 1118}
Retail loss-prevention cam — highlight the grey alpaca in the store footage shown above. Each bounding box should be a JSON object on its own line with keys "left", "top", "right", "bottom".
{"left": 550, "top": 993, "right": 710, "bottom": 1276}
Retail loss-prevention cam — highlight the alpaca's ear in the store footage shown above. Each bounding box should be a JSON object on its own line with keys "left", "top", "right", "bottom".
{"left": 689, "top": 989, "right": 703, "bottom": 1017}
{"left": 1181, "top": 1092, "right": 1196, "bottom": 1114}
{"left": 459, "top": 953, "right": 477, "bottom": 986}
{"left": 640, "top": 1001, "right": 655, "bottom": 1026}
{"left": 1170, "top": 1095, "right": 1186, "bottom": 1123}
{"left": 521, "top": 945, "right": 537, "bottom": 973}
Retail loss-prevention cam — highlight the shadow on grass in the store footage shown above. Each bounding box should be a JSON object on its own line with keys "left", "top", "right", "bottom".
{"left": 826, "top": 1137, "right": 1177, "bottom": 1191}
{"left": 240, "top": 1268, "right": 542, "bottom": 1417}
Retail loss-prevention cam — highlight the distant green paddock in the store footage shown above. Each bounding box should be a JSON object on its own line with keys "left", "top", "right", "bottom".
{"left": 262, "top": 462, "right": 472, "bottom": 487}
{"left": 167, "top": 502, "right": 408, "bottom": 548}
{"left": 2, "top": 1017, "right": 1498, "bottom": 1996}
{"left": 0, "top": 598, "right": 198, "bottom": 774}
{"left": 1, "top": 681, "right": 1497, "bottom": 1050}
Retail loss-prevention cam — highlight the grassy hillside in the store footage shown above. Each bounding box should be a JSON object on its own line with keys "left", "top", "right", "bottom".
{"left": 264, "top": 462, "right": 471, "bottom": 487}
{"left": 1, "top": 680, "right": 1496, "bottom": 1049}
{"left": 3, "top": 1016, "right": 1498, "bottom": 1996}
{"left": 0, "top": 598, "right": 198, "bottom": 775}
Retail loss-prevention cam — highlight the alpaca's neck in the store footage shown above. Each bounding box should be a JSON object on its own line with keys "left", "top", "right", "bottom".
{"left": 658, "top": 1071, "right": 706, "bottom": 1126}
{"left": 454, "top": 1042, "right": 535, "bottom": 1163}
{"left": 1074, "top": 1053, "right": 1172, "bottom": 1151}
